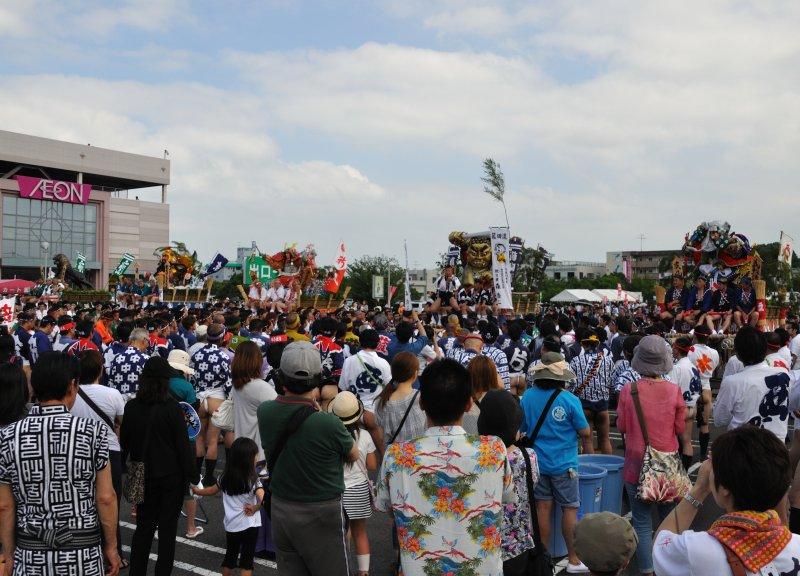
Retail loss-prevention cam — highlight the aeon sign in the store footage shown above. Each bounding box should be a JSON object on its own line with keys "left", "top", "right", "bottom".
{"left": 14, "top": 176, "right": 91, "bottom": 205}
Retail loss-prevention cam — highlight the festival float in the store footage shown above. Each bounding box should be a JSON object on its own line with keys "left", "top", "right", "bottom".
{"left": 237, "top": 242, "right": 350, "bottom": 311}
{"left": 153, "top": 242, "right": 215, "bottom": 302}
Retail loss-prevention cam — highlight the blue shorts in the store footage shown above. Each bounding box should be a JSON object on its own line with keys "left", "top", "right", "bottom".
{"left": 534, "top": 472, "right": 580, "bottom": 508}
{"left": 580, "top": 398, "right": 609, "bottom": 413}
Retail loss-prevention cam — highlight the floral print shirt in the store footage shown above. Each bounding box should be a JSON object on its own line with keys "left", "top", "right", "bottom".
{"left": 502, "top": 446, "right": 539, "bottom": 561}
{"left": 376, "top": 426, "right": 515, "bottom": 576}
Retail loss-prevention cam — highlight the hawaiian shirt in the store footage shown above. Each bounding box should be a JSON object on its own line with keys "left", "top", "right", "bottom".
{"left": 109, "top": 345, "right": 150, "bottom": 396}
{"left": 503, "top": 446, "right": 539, "bottom": 561}
{"left": 376, "top": 426, "right": 515, "bottom": 576}
{"left": 190, "top": 343, "right": 232, "bottom": 394}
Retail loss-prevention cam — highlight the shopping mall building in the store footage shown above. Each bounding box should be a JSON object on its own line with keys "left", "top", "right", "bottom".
{"left": 0, "top": 130, "right": 170, "bottom": 287}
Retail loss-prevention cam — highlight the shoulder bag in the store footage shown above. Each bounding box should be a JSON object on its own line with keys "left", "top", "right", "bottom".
{"left": 520, "top": 446, "right": 554, "bottom": 576}
{"left": 263, "top": 404, "right": 316, "bottom": 518}
{"left": 631, "top": 381, "right": 691, "bottom": 503}
{"left": 571, "top": 352, "right": 603, "bottom": 398}
{"left": 386, "top": 390, "right": 420, "bottom": 445}
{"left": 123, "top": 406, "right": 155, "bottom": 504}
{"left": 77, "top": 387, "right": 115, "bottom": 430}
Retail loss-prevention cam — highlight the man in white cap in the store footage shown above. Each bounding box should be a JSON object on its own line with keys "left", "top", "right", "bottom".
{"left": 258, "top": 341, "right": 359, "bottom": 576}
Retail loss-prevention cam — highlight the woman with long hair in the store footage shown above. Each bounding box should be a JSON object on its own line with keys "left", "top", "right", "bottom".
{"left": 462, "top": 355, "right": 503, "bottom": 435}
{"left": 121, "top": 356, "right": 199, "bottom": 576}
{"left": 374, "top": 352, "right": 426, "bottom": 446}
{"left": 231, "top": 340, "right": 277, "bottom": 463}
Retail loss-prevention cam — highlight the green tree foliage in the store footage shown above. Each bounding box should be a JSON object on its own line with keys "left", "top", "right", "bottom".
{"left": 341, "top": 255, "right": 418, "bottom": 305}
{"left": 512, "top": 246, "right": 549, "bottom": 292}
{"left": 536, "top": 273, "right": 657, "bottom": 304}
{"left": 210, "top": 272, "right": 244, "bottom": 300}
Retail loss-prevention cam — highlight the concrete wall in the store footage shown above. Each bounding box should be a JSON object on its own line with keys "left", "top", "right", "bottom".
{"left": 107, "top": 198, "right": 170, "bottom": 275}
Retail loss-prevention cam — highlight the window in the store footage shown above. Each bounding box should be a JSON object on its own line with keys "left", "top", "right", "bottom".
{"left": 2, "top": 196, "right": 98, "bottom": 264}
{"left": 554, "top": 272, "right": 561, "bottom": 280}
{"left": 567, "top": 272, "right": 575, "bottom": 279}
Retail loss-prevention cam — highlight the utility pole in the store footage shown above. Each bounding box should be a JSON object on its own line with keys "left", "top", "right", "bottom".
{"left": 637, "top": 234, "right": 647, "bottom": 253}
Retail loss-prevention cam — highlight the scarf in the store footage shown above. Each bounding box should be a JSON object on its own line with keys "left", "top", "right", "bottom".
{"left": 708, "top": 510, "right": 791, "bottom": 572}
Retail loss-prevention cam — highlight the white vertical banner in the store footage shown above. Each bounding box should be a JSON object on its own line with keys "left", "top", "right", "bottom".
{"left": 0, "top": 297, "right": 15, "bottom": 326}
{"left": 779, "top": 231, "right": 794, "bottom": 265}
{"left": 403, "top": 240, "right": 412, "bottom": 309}
{"left": 489, "top": 226, "right": 513, "bottom": 309}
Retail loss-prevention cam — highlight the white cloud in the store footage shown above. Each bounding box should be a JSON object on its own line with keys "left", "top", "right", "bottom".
{"left": 0, "top": 75, "right": 385, "bottom": 261}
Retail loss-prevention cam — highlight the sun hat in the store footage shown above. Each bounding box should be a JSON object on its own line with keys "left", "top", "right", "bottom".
{"left": 528, "top": 351, "right": 576, "bottom": 382}
{"left": 167, "top": 349, "right": 195, "bottom": 376}
{"left": 574, "top": 512, "right": 638, "bottom": 573}
{"left": 327, "top": 391, "right": 363, "bottom": 425}
{"left": 631, "top": 335, "right": 673, "bottom": 377}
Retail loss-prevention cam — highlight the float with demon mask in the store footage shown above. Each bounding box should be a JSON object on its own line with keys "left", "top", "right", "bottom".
{"left": 260, "top": 243, "right": 318, "bottom": 290}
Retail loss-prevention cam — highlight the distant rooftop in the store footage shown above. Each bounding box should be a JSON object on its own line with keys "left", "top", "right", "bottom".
{"left": 0, "top": 129, "right": 170, "bottom": 191}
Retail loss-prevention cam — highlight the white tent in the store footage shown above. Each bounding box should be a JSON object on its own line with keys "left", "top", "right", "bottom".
{"left": 592, "top": 288, "right": 642, "bottom": 303}
{"left": 549, "top": 289, "right": 603, "bottom": 303}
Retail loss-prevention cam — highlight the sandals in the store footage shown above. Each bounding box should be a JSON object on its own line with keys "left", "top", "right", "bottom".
{"left": 186, "top": 526, "right": 204, "bottom": 539}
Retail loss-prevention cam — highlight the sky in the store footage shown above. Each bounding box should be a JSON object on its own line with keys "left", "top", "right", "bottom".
{"left": 1, "top": 0, "right": 799, "bottom": 269}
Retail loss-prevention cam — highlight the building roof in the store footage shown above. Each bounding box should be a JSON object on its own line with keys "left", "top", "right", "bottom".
{"left": 0, "top": 130, "right": 170, "bottom": 191}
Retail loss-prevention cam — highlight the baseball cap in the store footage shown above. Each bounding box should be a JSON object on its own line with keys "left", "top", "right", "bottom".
{"left": 280, "top": 341, "right": 322, "bottom": 380}
{"left": 574, "top": 512, "right": 638, "bottom": 573}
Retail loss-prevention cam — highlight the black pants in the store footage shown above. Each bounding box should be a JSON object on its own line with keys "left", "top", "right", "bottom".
{"left": 223, "top": 527, "right": 259, "bottom": 570}
{"left": 129, "top": 474, "right": 186, "bottom": 576}
{"left": 108, "top": 450, "right": 123, "bottom": 556}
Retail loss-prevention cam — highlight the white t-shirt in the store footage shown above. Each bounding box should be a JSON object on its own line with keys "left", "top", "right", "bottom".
{"left": 339, "top": 349, "right": 391, "bottom": 411}
{"left": 669, "top": 356, "right": 702, "bottom": 408}
{"left": 767, "top": 347, "right": 793, "bottom": 371}
{"left": 343, "top": 430, "right": 376, "bottom": 489}
{"left": 688, "top": 343, "right": 720, "bottom": 391}
{"left": 416, "top": 344, "right": 439, "bottom": 374}
{"left": 71, "top": 384, "right": 125, "bottom": 452}
{"left": 724, "top": 355, "right": 745, "bottom": 378}
{"left": 266, "top": 286, "right": 285, "bottom": 301}
{"left": 654, "top": 529, "right": 800, "bottom": 576}
{"left": 713, "top": 363, "right": 792, "bottom": 440}
{"left": 221, "top": 481, "right": 263, "bottom": 532}
{"left": 248, "top": 285, "right": 267, "bottom": 301}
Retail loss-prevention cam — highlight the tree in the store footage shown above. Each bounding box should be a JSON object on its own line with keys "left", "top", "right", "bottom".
{"left": 341, "top": 255, "right": 416, "bottom": 305}
{"left": 512, "top": 246, "right": 549, "bottom": 292}
{"left": 210, "top": 272, "right": 243, "bottom": 300}
{"left": 482, "top": 158, "right": 510, "bottom": 229}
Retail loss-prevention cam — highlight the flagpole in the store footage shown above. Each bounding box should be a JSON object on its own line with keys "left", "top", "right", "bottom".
{"left": 404, "top": 239, "right": 411, "bottom": 309}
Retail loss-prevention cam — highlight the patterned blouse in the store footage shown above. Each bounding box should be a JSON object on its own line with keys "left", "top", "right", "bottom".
{"left": 502, "top": 446, "right": 540, "bottom": 561}
{"left": 0, "top": 404, "right": 109, "bottom": 576}
{"left": 376, "top": 426, "right": 515, "bottom": 576}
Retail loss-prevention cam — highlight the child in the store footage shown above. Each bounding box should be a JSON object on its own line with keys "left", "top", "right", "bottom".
{"left": 193, "top": 437, "right": 264, "bottom": 576}
{"left": 328, "top": 391, "right": 378, "bottom": 576}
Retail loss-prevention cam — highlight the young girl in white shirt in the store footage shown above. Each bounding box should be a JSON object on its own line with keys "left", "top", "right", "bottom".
{"left": 193, "top": 437, "right": 264, "bottom": 576}
{"left": 328, "top": 391, "right": 378, "bottom": 576}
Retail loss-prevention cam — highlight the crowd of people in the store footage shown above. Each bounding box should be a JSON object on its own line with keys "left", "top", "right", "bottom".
{"left": 0, "top": 264, "right": 799, "bottom": 576}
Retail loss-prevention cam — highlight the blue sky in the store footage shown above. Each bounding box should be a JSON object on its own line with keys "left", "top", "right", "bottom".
{"left": 1, "top": 1, "right": 799, "bottom": 269}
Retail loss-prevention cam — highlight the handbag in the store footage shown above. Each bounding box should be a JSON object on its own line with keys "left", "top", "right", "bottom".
{"left": 631, "top": 381, "right": 691, "bottom": 503}
{"left": 520, "top": 447, "right": 554, "bottom": 576}
{"left": 210, "top": 397, "right": 235, "bottom": 432}
{"left": 123, "top": 407, "right": 155, "bottom": 504}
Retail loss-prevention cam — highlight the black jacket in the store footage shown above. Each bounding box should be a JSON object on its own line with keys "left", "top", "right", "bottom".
{"left": 121, "top": 398, "right": 199, "bottom": 485}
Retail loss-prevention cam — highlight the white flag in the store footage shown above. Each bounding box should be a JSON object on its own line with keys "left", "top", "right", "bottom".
{"left": 0, "top": 297, "right": 15, "bottom": 326}
{"left": 490, "top": 227, "right": 514, "bottom": 310}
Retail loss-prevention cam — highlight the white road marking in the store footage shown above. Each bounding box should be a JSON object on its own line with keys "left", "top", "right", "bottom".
{"left": 120, "top": 520, "right": 277, "bottom": 570}
{"left": 121, "top": 545, "right": 221, "bottom": 576}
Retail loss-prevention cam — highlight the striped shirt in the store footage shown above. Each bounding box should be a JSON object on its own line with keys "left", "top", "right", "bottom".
{"left": 568, "top": 349, "right": 615, "bottom": 402}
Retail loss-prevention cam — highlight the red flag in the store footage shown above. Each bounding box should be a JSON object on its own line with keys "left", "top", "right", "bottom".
{"left": 324, "top": 242, "right": 347, "bottom": 294}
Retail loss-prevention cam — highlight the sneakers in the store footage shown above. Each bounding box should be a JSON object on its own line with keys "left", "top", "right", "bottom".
{"left": 566, "top": 561, "right": 590, "bottom": 574}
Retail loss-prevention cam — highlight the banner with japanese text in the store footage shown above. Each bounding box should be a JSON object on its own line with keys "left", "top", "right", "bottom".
{"left": 244, "top": 255, "right": 278, "bottom": 286}
{"left": 490, "top": 226, "right": 513, "bottom": 309}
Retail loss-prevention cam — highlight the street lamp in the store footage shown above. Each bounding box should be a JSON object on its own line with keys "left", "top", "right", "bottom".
{"left": 40, "top": 241, "right": 49, "bottom": 280}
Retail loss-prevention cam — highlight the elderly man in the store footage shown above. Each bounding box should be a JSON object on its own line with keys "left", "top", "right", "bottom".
{"left": 108, "top": 327, "right": 150, "bottom": 401}
{"left": 0, "top": 352, "right": 120, "bottom": 576}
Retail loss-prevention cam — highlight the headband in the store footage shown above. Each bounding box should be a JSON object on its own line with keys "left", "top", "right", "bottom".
{"left": 207, "top": 327, "right": 227, "bottom": 342}
{"left": 61, "top": 322, "right": 76, "bottom": 332}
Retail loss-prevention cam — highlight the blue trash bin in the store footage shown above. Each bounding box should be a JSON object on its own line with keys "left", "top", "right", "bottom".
{"left": 548, "top": 464, "right": 607, "bottom": 558}
{"left": 578, "top": 454, "right": 625, "bottom": 514}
